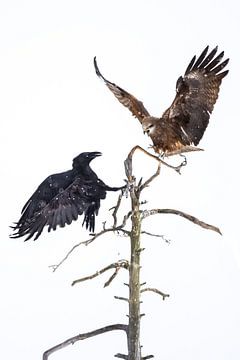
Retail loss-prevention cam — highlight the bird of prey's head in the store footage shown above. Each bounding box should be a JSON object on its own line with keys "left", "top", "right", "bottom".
{"left": 72, "top": 152, "right": 102, "bottom": 169}
{"left": 142, "top": 117, "right": 157, "bottom": 136}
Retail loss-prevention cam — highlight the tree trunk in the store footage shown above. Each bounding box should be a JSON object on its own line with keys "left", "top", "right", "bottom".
{"left": 128, "top": 187, "right": 142, "bottom": 360}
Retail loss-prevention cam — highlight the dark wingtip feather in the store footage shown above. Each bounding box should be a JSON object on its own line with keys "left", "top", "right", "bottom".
{"left": 205, "top": 51, "right": 224, "bottom": 71}
{"left": 200, "top": 46, "right": 218, "bottom": 68}
{"left": 24, "top": 233, "right": 35, "bottom": 241}
{"left": 212, "top": 58, "right": 229, "bottom": 74}
{"left": 217, "top": 69, "right": 229, "bottom": 79}
{"left": 93, "top": 56, "right": 99, "bottom": 75}
{"left": 185, "top": 55, "right": 196, "bottom": 75}
{"left": 93, "top": 57, "right": 129, "bottom": 101}
{"left": 185, "top": 46, "right": 229, "bottom": 77}
{"left": 9, "top": 233, "right": 18, "bottom": 239}
{"left": 94, "top": 56, "right": 105, "bottom": 81}
{"left": 192, "top": 46, "right": 209, "bottom": 70}
{"left": 203, "top": 45, "right": 210, "bottom": 53}
{"left": 210, "top": 45, "right": 218, "bottom": 55}
{"left": 9, "top": 225, "right": 25, "bottom": 239}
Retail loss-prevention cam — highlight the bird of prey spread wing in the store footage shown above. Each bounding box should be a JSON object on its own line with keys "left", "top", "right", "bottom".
{"left": 94, "top": 46, "right": 229, "bottom": 155}
{"left": 10, "top": 152, "right": 124, "bottom": 241}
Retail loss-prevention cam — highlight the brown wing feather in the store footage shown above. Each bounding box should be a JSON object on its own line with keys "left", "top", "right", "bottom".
{"left": 94, "top": 57, "right": 150, "bottom": 123}
{"left": 163, "top": 46, "right": 229, "bottom": 146}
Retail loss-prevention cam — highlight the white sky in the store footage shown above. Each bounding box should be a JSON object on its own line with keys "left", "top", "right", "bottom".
{"left": 1, "top": 1, "right": 240, "bottom": 359}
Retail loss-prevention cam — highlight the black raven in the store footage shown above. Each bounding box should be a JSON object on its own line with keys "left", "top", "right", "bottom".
{"left": 10, "top": 152, "right": 123, "bottom": 241}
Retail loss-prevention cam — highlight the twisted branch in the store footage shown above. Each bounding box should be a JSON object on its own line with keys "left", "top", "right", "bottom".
{"left": 114, "top": 296, "right": 129, "bottom": 302}
{"left": 43, "top": 324, "right": 128, "bottom": 360}
{"left": 141, "top": 230, "right": 171, "bottom": 244}
{"left": 141, "top": 287, "right": 170, "bottom": 301}
{"left": 72, "top": 260, "right": 129, "bottom": 287}
{"left": 109, "top": 193, "right": 124, "bottom": 227}
{"left": 50, "top": 214, "right": 130, "bottom": 272}
{"left": 115, "top": 354, "right": 128, "bottom": 359}
{"left": 126, "top": 145, "right": 189, "bottom": 174}
{"left": 142, "top": 208, "right": 221, "bottom": 235}
{"left": 139, "top": 162, "right": 161, "bottom": 193}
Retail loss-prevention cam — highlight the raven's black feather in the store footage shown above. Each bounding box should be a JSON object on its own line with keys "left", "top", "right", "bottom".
{"left": 10, "top": 152, "right": 123, "bottom": 240}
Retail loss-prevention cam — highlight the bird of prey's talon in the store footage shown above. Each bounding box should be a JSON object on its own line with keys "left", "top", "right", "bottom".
{"left": 147, "top": 144, "right": 154, "bottom": 150}
{"left": 94, "top": 47, "right": 229, "bottom": 155}
{"left": 158, "top": 151, "right": 165, "bottom": 159}
{"left": 179, "top": 154, "right": 187, "bottom": 167}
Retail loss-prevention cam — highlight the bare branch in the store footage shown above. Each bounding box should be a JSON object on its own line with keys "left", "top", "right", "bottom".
{"left": 43, "top": 324, "right": 128, "bottom": 360}
{"left": 114, "top": 296, "right": 129, "bottom": 302}
{"left": 116, "top": 229, "right": 131, "bottom": 237}
{"left": 115, "top": 353, "right": 128, "bottom": 359}
{"left": 136, "top": 247, "right": 145, "bottom": 254}
{"left": 142, "top": 355, "right": 154, "bottom": 359}
{"left": 109, "top": 193, "right": 124, "bottom": 228}
{"left": 50, "top": 214, "right": 130, "bottom": 272}
{"left": 104, "top": 268, "right": 120, "bottom": 287}
{"left": 126, "top": 145, "right": 188, "bottom": 174}
{"left": 72, "top": 260, "right": 129, "bottom": 287}
{"left": 165, "top": 145, "right": 203, "bottom": 156}
{"left": 141, "top": 230, "right": 171, "bottom": 244}
{"left": 138, "top": 162, "right": 161, "bottom": 193}
{"left": 124, "top": 157, "right": 134, "bottom": 183}
{"left": 141, "top": 287, "right": 170, "bottom": 301}
{"left": 104, "top": 266, "right": 127, "bottom": 288}
{"left": 142, "top": 208, "right": 222, "bottom": 235}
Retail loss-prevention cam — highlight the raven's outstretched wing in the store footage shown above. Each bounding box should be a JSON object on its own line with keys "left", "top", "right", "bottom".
{"left": 94, "top": 57, "right": 150, "bottom": 123}
{"left": 11, "top": 178, "right": 107, "bottom": 241}
{"left": 163, "top": 46, "right": 229, "bottom": 145}
{"left": 11, "top": 172, "right": 74, "bottom": 236}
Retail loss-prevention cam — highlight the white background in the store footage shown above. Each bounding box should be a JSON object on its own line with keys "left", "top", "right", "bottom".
{"left": 1, "top": 1, "right": 240, "bottom": 359}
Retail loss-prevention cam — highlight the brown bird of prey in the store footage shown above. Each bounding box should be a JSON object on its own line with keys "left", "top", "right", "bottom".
{"left": 94, "top": 46, "right": 229, "bottom": 156}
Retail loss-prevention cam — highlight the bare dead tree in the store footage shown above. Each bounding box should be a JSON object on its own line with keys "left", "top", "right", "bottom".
{"left": 44, "top": 146, "right": 221, "bottom": 360}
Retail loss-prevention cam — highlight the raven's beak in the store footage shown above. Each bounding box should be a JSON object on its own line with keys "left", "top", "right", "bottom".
{"left": 91, "top": 151, "right": 102, "bottom": 158}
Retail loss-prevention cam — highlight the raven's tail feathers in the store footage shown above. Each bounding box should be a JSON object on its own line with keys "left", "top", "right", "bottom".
{"left": 82, "top": 203, "right": 99, "bottom": 233}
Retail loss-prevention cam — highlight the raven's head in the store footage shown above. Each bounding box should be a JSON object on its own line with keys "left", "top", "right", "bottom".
{"left": 72, "top": 152, "right": 102, "bottom": 169}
